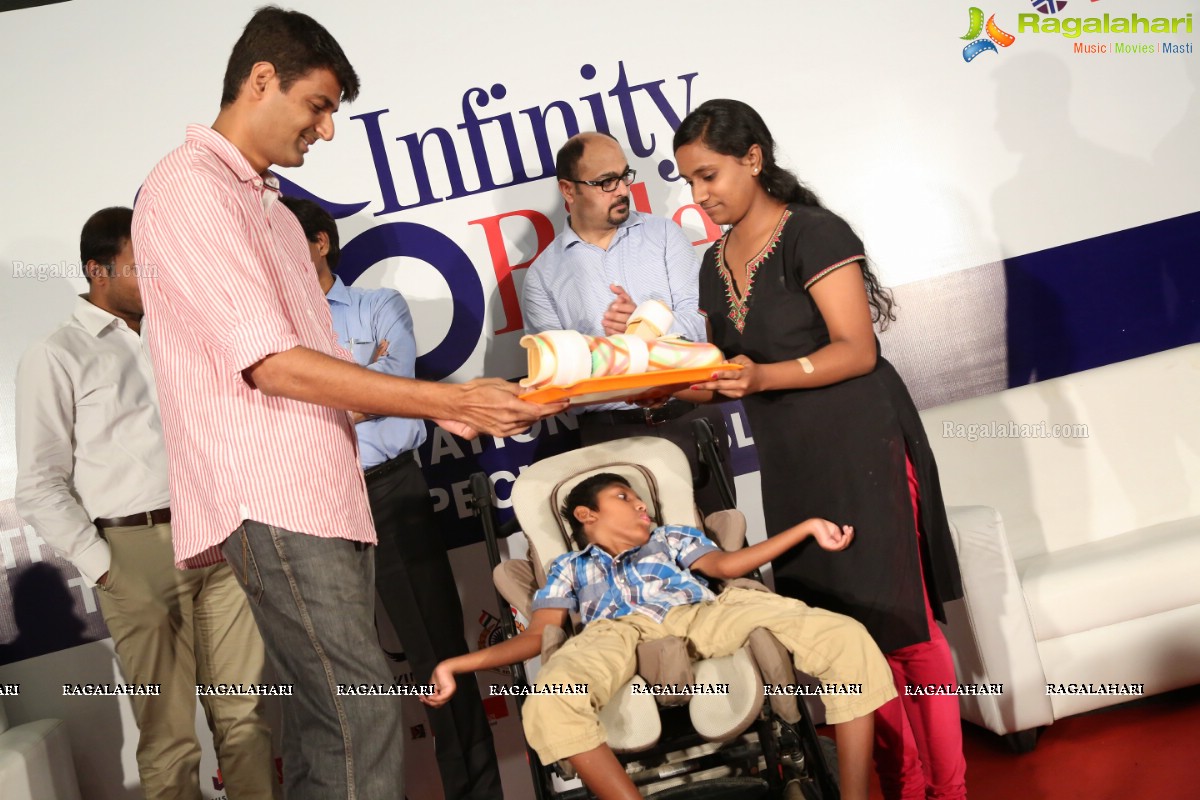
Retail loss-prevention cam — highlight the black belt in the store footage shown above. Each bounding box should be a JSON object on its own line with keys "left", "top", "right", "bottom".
{"left": 95, "top": 507, "right": 171, "bottom": 530}
{"left": 364, "top": 450, "right": 416, "bottom": 480}
{"left": 585, "top": 401, "right": 697, "bottom": 428}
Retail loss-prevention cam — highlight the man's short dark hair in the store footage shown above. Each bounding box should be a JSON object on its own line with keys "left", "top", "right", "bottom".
{"left": 221, "top": 6, "right": 360, "bottom": 107}
{"left": 80, "top": 206, "right": 133, "bottom": 284}
{"left": 554, "top": 131, "right": 620, "bottom": 182}
{"left": 280, "top": 195, "right": 341, "bottom": 272}
{"left": 560, "top": 472, "right": 631, "bottom": 548}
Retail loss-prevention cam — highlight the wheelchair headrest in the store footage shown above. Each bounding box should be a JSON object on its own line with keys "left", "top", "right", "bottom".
{"left": 510, "top": 437, "right": 701, "bottom": 580}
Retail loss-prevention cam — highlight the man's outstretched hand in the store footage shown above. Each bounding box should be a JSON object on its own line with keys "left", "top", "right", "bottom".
{"left": 445, "top": 378, "right": 567, "bottom": 439}
{"left": 433, "top": 419, "right": 479, "bottom": 440}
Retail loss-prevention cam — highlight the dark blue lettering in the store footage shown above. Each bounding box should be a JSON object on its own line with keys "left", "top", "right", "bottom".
{"left": 579, "top": 63, "right": 611, "bottom": 134}
{"left": 347, "top": 64, "right": 702, "bottom": 212}
{"left": 271, "top": 174, "right": 370, "bottom": 219}
{"left": 351, "top": 108, "right": 404, "bottom": 216}
{"left": 394, "top": 127, "right": 467, "bottom": 210}
{"left": 487, "top": 84, "right": 532, "bottom": 184}
{"left": 457, "top": 87, "right": 503, "bottom": 194}
{"left": 520, "top": 101, "right": 580, "bottom": 179}
{"left": 641, "top": 69, "right": 699, "bottom": 131}
{"left": 337, "top": 222, "right": 484, "bottom": 380}
{"left": 608, "top": 62, "right": 651, "bottom": 156}
{"left": 607, "top": 62, "right": 700, "bottom": 177}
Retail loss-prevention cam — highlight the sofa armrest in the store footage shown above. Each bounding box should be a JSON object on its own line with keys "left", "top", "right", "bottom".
{"left": 941, "top": 505, "right": 1054, "bottom": 736}
{"left": 0, "top": 717, "right": 82, "bottom": 800}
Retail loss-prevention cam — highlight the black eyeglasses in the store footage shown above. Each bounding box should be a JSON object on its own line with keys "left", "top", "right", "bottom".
{"left": 569, "top": 168, "right": 637, "bottom": 193}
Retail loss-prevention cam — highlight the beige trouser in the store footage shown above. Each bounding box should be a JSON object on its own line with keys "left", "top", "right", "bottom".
{"left": 523, "top": 587, "right": 898, "bottom": 764}
{"left": 97, "top": 521, "right": 276, "bottom": 800}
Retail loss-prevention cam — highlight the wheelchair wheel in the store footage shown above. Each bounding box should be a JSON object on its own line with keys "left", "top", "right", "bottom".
{"left": 646, "top": 777, "right": 768, "bottom": 798}
{"left": 796, "top": 736, "right": 839, "bottom": 800}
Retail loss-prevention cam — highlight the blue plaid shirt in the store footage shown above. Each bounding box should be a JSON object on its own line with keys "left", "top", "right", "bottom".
{"left": 531, "top": 525, "right": 719, "bottom": 625}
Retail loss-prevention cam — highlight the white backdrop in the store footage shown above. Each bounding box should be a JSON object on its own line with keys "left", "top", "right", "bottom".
{"left": 1, "top": 1, "right": 1197, "bottom": 797}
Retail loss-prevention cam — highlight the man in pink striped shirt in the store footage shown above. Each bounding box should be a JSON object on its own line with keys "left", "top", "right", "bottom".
{"left": 132, "top": 8, "right": 561, "bottom": 800}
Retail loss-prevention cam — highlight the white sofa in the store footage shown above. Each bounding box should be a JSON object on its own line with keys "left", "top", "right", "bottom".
{"left": 918, "top": 343, "right": 1200, "bottom": 749}
{"left": 0, "top": 695, "right": 82, "bottom": 800}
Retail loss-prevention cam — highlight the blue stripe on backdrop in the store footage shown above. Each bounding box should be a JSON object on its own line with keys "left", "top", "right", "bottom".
{"left": 1006, "top": 210, "right": 1200, "bottom": 387}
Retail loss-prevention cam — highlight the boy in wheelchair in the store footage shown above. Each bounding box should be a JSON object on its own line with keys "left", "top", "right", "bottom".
{"left": 423, "top": 473, "right": 896, "bottom": 800}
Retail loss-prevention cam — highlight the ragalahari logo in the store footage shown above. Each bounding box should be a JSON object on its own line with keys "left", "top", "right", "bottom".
{"left": 1032, "top": 0, "right": 1069, "bottom": 14}
{"left": 962, "top": 8, "right": 1017, "bottom": 61}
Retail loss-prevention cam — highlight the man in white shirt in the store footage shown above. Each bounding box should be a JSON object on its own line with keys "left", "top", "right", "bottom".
{"left": 14, "top": 207, "right": 276, "bottom": 799}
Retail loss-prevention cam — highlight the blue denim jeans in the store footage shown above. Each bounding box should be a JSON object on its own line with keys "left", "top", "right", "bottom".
{"left": 221, "top": 521, "right": 404, "bottom": 800}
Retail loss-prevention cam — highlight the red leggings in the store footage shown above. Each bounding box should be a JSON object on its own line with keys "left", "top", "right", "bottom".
{"left": 872, "top": 456, "right": 968, "bottom": 799}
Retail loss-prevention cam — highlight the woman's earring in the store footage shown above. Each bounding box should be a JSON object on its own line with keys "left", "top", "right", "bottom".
{"left": 753, "top": 167, "right": 760, "bottom": 175}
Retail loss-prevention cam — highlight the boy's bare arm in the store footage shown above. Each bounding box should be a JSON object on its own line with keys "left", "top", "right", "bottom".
{"left": 422, "top": 608, "right": 569, "bottom": 707}
{"left": 690, "top": 519, "right": 854, "bottom": 580}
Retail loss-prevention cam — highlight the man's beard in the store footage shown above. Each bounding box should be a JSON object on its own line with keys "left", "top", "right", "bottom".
{"left": 606, "top": 198, "right": 631, "bottom": 226}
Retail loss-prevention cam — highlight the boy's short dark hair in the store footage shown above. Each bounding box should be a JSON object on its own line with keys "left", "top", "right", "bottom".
{"left": 221, "top": 6, "right": 360, "bottom": 107}
{"left": 560, "top": 473, "right": 631, "bottom": 548}
{"left": 80, "top": 206, "right": 133, "bottom": 284}
{"left": 280, "top": 195, "right": 341, "bottom": 271}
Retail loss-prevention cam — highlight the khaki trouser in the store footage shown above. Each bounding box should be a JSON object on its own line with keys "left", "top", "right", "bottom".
{"left": 523, "top": 587, "right": 898, "bottom": 764}
{"left": 97, "top": 521, "right": 275, "bottom": 799}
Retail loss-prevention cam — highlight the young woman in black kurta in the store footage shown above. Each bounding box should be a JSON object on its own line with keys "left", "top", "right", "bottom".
{"left": 675, "top": 99, "right": 968, "bottom": 800}
{"left": 698, "top": 203, "right": 961, "bottom": 653}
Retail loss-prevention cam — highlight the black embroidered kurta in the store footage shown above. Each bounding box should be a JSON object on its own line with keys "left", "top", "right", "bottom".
{"left": 700, "top": 203, "right": 963, "bottom": 653}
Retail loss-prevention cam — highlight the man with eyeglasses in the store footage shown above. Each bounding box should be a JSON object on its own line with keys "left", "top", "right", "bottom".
{"left": 521, "top": 131, "right": 735, "bottom": 517}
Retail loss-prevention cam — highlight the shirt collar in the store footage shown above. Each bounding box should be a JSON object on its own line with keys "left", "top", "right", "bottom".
{"left": 563, "top": 209, "right": 645, "bottom": 249}
{"left": 185, "top": 124, "right": 281, "bottom": 194}
{"left": 577, "top": 525, "right": 662, "bottom": 564}
{"left": 325, "top": 274, "right": 352, "bottom": 306}
{"left": 72, "top": 295, "right": 123, "bottom": 337}
{"left": 577, "top": 541, "right": 601, "bottom": 558}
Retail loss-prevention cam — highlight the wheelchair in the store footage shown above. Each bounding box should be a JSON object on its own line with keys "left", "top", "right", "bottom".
{"left": 466, "top": 423, "right": 841, "bottom": 799}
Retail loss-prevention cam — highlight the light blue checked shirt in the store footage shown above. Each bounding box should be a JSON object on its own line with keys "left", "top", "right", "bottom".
{"left": 521, "top": 211, "right": 705, "bottom": 412}
{"left": 531, "top": 524, "right": 719, "bottom": 625}
{"left": 325, "top": 276, "right": 426, "bottom": 469}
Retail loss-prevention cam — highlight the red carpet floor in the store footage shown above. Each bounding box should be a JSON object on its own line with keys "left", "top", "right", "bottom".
{"left": 855, "top": 685, "right": 1200, "bottom": 800}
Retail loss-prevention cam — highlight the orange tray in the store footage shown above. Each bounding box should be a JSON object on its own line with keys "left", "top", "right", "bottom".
{"left": 522, "top": 364, "right": 743, "bottom": 406}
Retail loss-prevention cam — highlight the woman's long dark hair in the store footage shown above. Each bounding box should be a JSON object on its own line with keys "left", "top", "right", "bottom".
{"left": 674, "top": 99, "right": 896, "bottom": 328}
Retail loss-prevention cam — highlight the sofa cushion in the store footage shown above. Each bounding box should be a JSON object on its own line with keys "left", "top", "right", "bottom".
{"left": 1018, "top": 517, "right": 1200, "bottom": 641}
{"left": 922, "top": 344, "right": 1200, "bottom": 563}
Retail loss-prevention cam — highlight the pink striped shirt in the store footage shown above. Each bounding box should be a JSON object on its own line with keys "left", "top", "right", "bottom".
{"left": 132, "top": 124, "right": 375, "bottom": 568}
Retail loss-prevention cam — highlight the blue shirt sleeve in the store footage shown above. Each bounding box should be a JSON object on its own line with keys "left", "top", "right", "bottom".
{"left": 363, "top": 290, "right": 416, "bottom": 379}
{"left": 661, "top": 524, "right": 720, "bottom": 569}
{"left": 531, "top": 553, "right": 579, "bottom": 612}
{"left": 520, "top": 257, "right": 564, "bottom": 335}
{"left": 660, "top": 221, "right": 706, "bottom": 343}
{"left": 329, "top": 280, "right": 426, "bottom": 464}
